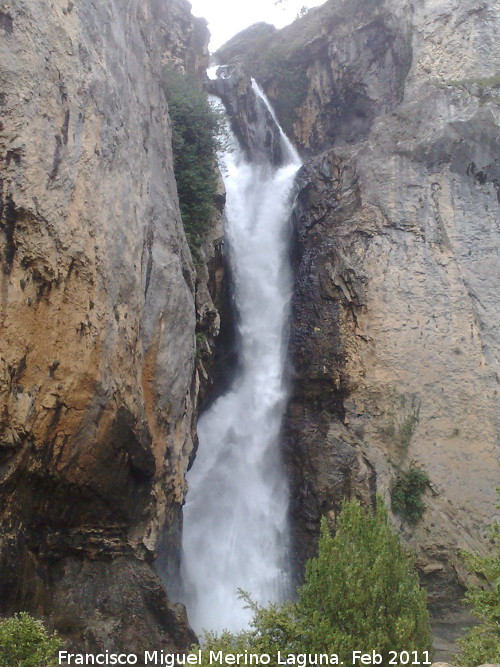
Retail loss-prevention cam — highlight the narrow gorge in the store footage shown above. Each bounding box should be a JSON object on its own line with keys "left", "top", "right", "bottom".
{"left": 181, "top": 80, "right": 300, "bottom": 633}
{"left": 0, "top": 0, "right": 498, "bottom": 661}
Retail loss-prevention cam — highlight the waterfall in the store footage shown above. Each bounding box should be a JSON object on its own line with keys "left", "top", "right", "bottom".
{"left": 181, "top": 80, "right": 301, "bottom": 634}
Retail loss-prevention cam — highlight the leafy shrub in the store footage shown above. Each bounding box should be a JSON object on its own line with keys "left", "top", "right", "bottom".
{"left": 455, "top": 493, "right": 500, "bottom": 666}
{"left": 0, "top": 612, "right": 62, "bottom": 667}
{"left": 199, "top": 500, "right": 432, "bottom": 665}
{"left": 390, "top": 467, "right": 429, "bottom": 524}
{"left": 162, "top": 69, "right": 225, "bottom": 255}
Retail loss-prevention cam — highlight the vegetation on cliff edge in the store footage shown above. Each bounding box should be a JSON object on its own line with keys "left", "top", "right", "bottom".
{"left": 162, "top": 69, "right": 224, "bottom": 255}
{"left": 390, "top": 467, "right": 429, "bottom": 525}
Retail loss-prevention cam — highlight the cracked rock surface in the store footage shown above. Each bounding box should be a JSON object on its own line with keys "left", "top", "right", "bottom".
{"left": 218, "top": 0, "right": 500, "bottom": 609}
{"left": 0, "top": 0, "right": 214, "bottom": 654}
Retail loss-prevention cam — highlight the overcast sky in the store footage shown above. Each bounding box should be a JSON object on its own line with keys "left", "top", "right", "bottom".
{"left": 189, "top": 0, "right": 326, "bottom": 51}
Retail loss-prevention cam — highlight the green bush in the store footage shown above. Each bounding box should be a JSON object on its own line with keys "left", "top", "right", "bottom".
{"left": 199, "top": 500, "right": 432, "bottom": 665}
{"left": 162, "top": 69, "right": 225, "bottom": 255}
{"left": 195, "top": 331, "right": 208, "bottom": 362}
{"left": 455, "top": 493, "right": 500, "bottom": 666}
{"left": 0, "top": 612, "right": 62, "bottom": 667}
{"left": 390, "top": 467, "right": 429, "bottom": 524}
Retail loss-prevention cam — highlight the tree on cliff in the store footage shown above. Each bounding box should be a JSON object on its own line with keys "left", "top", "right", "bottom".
{"left": 162, "top": 68, "right": 225, "bottom": 255}
{"left": 201, "top": 499, "right": 432, "bottom": 665}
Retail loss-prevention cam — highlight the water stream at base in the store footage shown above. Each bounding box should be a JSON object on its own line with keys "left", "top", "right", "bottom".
{"left": 181, "top": 80, "right": 301, "bottom": 634}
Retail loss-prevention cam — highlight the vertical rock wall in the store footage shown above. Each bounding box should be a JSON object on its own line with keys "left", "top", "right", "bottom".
{"left": 0, "top": 0, "right": 214, "bottom": 653}
{"left": 215, "top": 0, "right": 500, "bottom": 607}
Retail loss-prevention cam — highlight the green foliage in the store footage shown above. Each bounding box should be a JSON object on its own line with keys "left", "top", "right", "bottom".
{"left": 199, "top": 597, "right": 303, "bottom": 666}
{"left": 390, "top": 467, "right": 429, "bottom": 524}
{"left": 0, "top": 612, "right": 62, "bottom": 667}
{"left": 199, "top": 500, "right": 432, "bottom": 665}
{"left": 195, "top": 331, "right": 208, "bottom": 362}
{"left": 455, "top": 492, "right": 500, "bottom": 666}
{"left": 297, "top": 502, "right": 432, "bottom": 660}
{"left": 162, "top": 69, "right": 224, "bottom": 255}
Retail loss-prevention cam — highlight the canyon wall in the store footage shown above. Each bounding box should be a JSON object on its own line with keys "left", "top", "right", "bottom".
{"left": 0, "top": 0, "right": 219, "bottom": 654}
{"left": 216, "top": 0, "right": 500, "bottom": 607}
{"left": 1, "top": 0, "right": 498, "bottom": 654}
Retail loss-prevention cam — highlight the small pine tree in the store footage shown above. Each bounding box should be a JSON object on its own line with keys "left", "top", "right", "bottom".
{"left": 455, "top": 493, "right": 500, "bottom": 666}
{"left": 200, "top": 500, "right": 432, "bottom": 666}
{"left": 0, "top": 612, "right": 62, "bottom": 667}
{"left": 297, "top": 502, "right": 432, "bottom": 661}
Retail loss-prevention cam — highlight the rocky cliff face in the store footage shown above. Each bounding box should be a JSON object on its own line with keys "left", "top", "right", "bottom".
{"left": 216, "top": 0, "right": 500, "bottom": 609}
{"left": 0, "top": 0, "right": 218, "bottom": 655}
{"left": 208, "top": 64, "right": 285, "bottom": 166}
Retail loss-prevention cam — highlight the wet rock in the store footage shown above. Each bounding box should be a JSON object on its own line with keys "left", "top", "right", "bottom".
{"left": 208, "top": 63, "right": 284, "bottom": 166}
{"left": 215, "top": 0, "right": 413, "bottom": 154}
{"left": 0, "top": 0, "right": 215, "bottom": 653}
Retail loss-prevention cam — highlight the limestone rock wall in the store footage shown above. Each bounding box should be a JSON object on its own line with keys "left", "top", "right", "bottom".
{"left": 217, "top": 0, "right": 500, "bottom": 604}
{"left": 155, "top": 0, "right": 210, "bottom": 79}
{"left": 0, "top": 0, "right": 214, "bottom": 654}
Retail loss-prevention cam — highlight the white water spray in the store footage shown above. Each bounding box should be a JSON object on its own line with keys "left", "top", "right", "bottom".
{"left": 181, "top": 81, "right": 301, "bottom": 634}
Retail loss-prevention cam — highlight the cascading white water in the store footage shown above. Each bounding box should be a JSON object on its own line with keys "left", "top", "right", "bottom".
{"left": 181, "top": 80, "right": 301, "bottom": 634}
